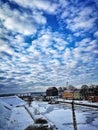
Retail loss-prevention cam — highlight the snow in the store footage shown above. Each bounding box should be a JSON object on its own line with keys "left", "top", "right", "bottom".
{"left": 45, "top": 109, "right": 73, "bottom": 130}
{"left": 75, "top": 108, "right": 98, "bottom": 130}
{"left": 0, "top": 96, "right": 98, "bottom": 130}
{"left": 31, "top": 101, "right": 73, "bottom": 130}
{"left": 25, "top": 104, "right": 56, "bottom": 129}
{"left": 75, "top": 100, "right": 98, "bottom": 106}
{"left": 31, "top": 101, "right": 98, "bottom": 130}
{"left": 0, "top": 96, "right": 34, "bottom": 130}
{"left": 78, "top": 124, "right": 98, "bottom": 130}
{"left": 57, "top": 99, "right": 98, "bottom": 106}
{"left": 0, "top": 97, "right": 55, "bottom": 130}
{"left": 93, "top": 118, "right": 98, "bottom": 127}
{"left": 75, "top": 112, "right": 87, "bottom": 124}
{"left": 8, "top": 107, "right": 34, "bottom": 130}
{"left": 0, "top": 96, "right": 26, "bottom": 107}
{"left": 0, "top": 100, "right": 12, "bottom": 130}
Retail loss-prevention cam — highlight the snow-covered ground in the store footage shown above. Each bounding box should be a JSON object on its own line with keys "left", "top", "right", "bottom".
{"left": 0, "top": 96, "right": 55, "bottom": 130}
{"left": 31, "top": 101, "right": 98, "bottom": 130}
{"left": 0, "top": 96, "right": 98, "bottom": 130}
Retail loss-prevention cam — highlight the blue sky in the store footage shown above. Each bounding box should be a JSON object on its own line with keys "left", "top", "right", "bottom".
{"left": 0, "top": 0, "right": 98, "bottom": 93}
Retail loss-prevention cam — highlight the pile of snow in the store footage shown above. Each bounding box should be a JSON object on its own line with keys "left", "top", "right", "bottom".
{"left": 25, "top": 103, "right": 56, "bottom": 130}
{"left": 0, "top": 96, "right": 26, "bottom": 107}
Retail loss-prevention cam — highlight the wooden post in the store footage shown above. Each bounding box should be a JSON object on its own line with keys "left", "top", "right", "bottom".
{"left": 72, "top": 100, "right": 78, "bottom": 130}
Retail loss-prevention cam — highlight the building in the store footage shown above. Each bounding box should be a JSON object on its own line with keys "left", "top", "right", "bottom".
{"left": 62, "top": 90, "right": 81, "bottom": 100}
{"left": 93, "top": 96, "right": 98, "bottom": 102}
{"left": 62, "top": 90, "right": 74, "bottom": 100}
{"left": 87, "top": 96, "right": 98, "bottom": 102}
{"left": 74, "top": 90, "right": 81, "bottom": 100}
{"left": 46, "top": 87, "right": 58, "bottom": 97}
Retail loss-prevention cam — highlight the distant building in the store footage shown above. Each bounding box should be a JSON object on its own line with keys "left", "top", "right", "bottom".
{"left": 73, "top": 90, "right": 81, "bottom": 100}
{"left": 62, "top": 90, "right": 74, "bottom": 100}
{"left": 62, "top": 89, "right": 81, "bottom": 100}
{"left": 46, "top": 87, "right": 58, "bottom": 97}
{"left": 93, "top": 96, "right": 98, "bottom": 102}
{"left": 86, "top": 96, "right": 98, "bottom": 102}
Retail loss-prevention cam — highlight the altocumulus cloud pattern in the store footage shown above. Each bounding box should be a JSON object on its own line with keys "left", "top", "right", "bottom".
{"left": 0, "top": 0, "right": 98, "bottom": 94}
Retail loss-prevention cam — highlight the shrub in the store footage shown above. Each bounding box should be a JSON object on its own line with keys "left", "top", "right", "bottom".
{"left": 35, "top": 118, "right": 48, "bottom": 124}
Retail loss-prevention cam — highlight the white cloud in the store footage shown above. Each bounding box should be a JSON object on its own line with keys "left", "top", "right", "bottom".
{"left": 0, "top": 39, "right": 14, "bottom": 55}
{"left": 58, "top": 2, "right": 97, "bottom": 32}
{"left": 49, "top": 59, "right": 60, "bottom": 67}
{"left": 74, "top": 38, "right": 98, "bottom": 56}
{"left": 61, "top": 11, "right": 68, "bottom": 19}
{"left": 79, "top": 7, "right": 93, "bottom": 17}
{"left": 15, "top": 35, "right": 24, "bottom": 43}
{"left": 76, "top": 38, "right": 91, "bottom": 47}
{"left": 32, "top": 0, "right": 57, "bottom": 14}
{"left": 0, "top": 0, "right": 98, "bottom": 93}
{"left": 27, "top": 29, "right": 68, "bottom": 58}
{"left": 0, "top": 27, "right": 98, "bottom": 91}
{"left": 0, "top": 3, "right": 47, "bottom": 35}
{"left": 9, "top": 0, "right": 58, "bottom": 14}
{"left": 63, "top": 48, "right": 71, "bottom": 60}
{"left": 59, "top": 0, "right": 69, "bottom": 9}
{"left": 66, "top": 7, "right": 96, "bottom": 31}
{"left": 94, "top": 31, "right": 98, "bottom": 37}
{"left": 32, "top": 11, "right": 46, "bottom": 24}
{"left": 68, "top": 18, "right": 96, "bottom": 31}
{"left": 53, "top": 37, "right": 68, "bottom": 51}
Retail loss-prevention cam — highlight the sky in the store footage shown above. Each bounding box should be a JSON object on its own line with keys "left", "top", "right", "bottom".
{"left": 0, "top": 0, "right": 98, "bottom": 94}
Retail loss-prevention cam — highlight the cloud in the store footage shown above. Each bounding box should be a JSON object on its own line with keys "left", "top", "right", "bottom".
{"left": 72, "top": 38, "right": 98, "bottom": 64}
{"left": 68, "top": 9, "right": 96, "bottom": 31}
{"left": 1, "top": 27, "right": 98, "bottom": 92}
{"left": 0, "top": 2, "right": 47, "bottom": 35}
{"left": 0, "top": 0, "right": 98, "bottom": 93}
{"left": 32, "top": 11, "right": 46, "bottom": 24}
{"left": 94, "top": 31, "right": 98, "bottom": 37}
{"left": 9, "top": 0, "right": 58, "bottom": 14}
{"left": 0, "top": 39, "right": 14, "bottom": 55}
{"left": 58, "top": 0, "right": 98, "bottom": 33}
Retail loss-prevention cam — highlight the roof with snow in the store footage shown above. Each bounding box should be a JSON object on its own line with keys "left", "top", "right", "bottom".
{"left": 0, "top": 96, "right": 26, "bottom": 107}
{"left": 0, "top": 96, "right": 34, "bottom": 130}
